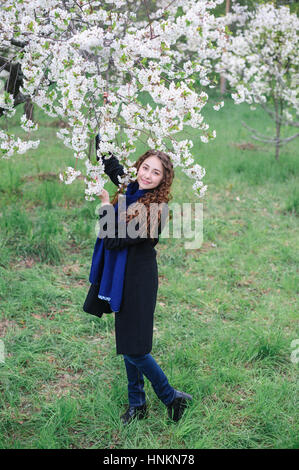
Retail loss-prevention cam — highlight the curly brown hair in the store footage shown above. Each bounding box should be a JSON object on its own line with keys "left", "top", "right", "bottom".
{"left": 111, "top": 150, "right": 175, "bottom": 242}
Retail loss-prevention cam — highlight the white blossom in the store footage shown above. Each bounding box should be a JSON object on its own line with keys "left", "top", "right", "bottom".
{"left": 20, "top": 114, "right": 38, "bottom": 132}
{"left": 218, "top": 3, "right": 299, "bottom": 114}
{"left": 217, "top": 2, "right": 298, "bottom": 157}
{"left": 0, "top": 0, "right": 229, "bottom": 199}
{"left": 59, "top": 167, "right": 81, "bottom": 185}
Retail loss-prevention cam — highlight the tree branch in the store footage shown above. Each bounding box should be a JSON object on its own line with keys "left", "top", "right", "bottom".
{"left": 260, "top": 102, "right": 299, "bottom": 128}
{"left": 242, "top": 121, "right": 299, "bottom": 146}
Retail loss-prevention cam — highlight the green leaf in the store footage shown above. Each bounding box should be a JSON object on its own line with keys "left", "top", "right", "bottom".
{"left": 27, "top": 21, "right": 34, "bottom": 32}
{"left": 183, "top": 112, "right": 191, "bottom": 122}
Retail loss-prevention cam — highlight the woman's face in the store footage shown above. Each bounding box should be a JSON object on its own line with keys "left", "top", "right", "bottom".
{"left": 137, "top": 156, "right": 164, "bottom": 190}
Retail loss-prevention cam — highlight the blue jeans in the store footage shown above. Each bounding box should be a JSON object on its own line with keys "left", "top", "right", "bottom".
{"left": 123, "top": 353, "right": 176, "bottom": 407}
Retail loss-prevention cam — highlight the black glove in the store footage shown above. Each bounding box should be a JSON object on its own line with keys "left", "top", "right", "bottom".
{"left": 95, "top": 132, "right": 101, "bottom": 161}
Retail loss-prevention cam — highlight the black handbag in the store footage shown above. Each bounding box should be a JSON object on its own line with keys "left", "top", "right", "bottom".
{"left": 83, "top": 283, "right": 112, "bottom": 318}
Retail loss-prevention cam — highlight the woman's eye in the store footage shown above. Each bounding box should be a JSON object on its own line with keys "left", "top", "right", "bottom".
{"left": 142, "top": 166, "right": 159, "bottom": 176}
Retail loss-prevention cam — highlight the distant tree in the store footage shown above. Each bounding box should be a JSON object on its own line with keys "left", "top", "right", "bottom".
{"left": 218, "top": 2, "right": 299, "bottom": 160}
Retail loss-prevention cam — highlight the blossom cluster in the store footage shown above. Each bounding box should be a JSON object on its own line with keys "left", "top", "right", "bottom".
{"left": 59, "top": 166, "right": 81, "bottom": 185}
{"left": 218, "top": 2, "right": 299, "bottom": 118}
{"left": 0, "top": 130, "right": 40, "bottom": 158}
{"left": 20, "top": 114, "right": 38, "bottom": 132}
{"left": 0, "top": 0, "right": 229, "bottom": 200}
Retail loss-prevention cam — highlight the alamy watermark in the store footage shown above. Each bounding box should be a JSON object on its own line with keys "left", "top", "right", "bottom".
{"left": 94, "top": 195, "right": 203, "bottom": 250}
{"left": 290, "top": 339, "right": 299, "bottom": 364}
{"left": 0, "top": 340, "right": 4, "bottom": 364}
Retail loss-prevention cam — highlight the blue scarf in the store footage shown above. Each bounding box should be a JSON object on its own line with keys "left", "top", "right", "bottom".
{"left": 89, "top": 181, "right": 150, "bottom": 312}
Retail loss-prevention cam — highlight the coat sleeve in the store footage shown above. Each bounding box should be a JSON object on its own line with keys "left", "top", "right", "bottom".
{"left": 96, "top": 133, "right": 125, "bottom": 187}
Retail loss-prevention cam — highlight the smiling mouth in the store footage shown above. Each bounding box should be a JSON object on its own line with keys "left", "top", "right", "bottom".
{"left": 141, "top": 179, "right": 151, "bottom": 184}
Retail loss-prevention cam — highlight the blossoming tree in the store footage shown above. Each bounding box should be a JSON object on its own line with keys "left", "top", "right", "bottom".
{"left": 0, "top": 0, "right": 227, "bottom": 200}
{"left": 218, "top": 2, "right": 299, "bottom": 160}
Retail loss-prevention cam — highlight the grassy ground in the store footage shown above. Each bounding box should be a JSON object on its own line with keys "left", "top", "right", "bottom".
{"left": 0, "top": 95, "right": 298, "bottom": 449}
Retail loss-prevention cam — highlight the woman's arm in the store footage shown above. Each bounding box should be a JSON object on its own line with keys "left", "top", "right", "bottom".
{"left": 96, "top": 134, "right": 125, "bottom": 187}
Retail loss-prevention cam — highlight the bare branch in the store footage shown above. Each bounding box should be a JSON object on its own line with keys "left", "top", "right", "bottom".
{"left": 10, "top": 38, "right": 28, "bottom": 48}
{"left": 242, "top": 121, "right": 299, "bottom": 146}
{"left": 279, "top": 133, "right": 299, "bottom": 145}
{"left": 260, "top": 102, "right": 299, "bottom": 128}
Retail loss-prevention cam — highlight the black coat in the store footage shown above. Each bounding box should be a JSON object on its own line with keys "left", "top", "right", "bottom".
{"left": 83, "top": 147, "right": 162, "bottom": 356}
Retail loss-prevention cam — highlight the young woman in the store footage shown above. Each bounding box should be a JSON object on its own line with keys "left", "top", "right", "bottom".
{"left": 83, "top": 133, "right": 193, "bottom": 425}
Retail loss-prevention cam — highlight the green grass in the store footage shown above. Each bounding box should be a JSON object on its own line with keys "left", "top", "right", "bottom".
{"left": 0, "top": 95, "right": 298, "bottom": 449}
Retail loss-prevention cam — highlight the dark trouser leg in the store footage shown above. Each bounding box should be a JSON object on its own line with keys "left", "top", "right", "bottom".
{"left": 123, "top": 353, "right": 176, "bottom": 406}
{"left": 123, "top": 355, "right": 146, "bottom": 407}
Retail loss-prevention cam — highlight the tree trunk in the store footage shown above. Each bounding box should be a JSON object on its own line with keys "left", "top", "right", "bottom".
{"left": 220, "top": 75, "right": 226, "bottom": 94}
{"left": 275, "top": 134, "right": 280, "bottom": 161}
{"left": 24, "top": 98, "right": 34, "bottom": 121}
{"left": 274, "top": 99, "right": 281, "bottom": 161}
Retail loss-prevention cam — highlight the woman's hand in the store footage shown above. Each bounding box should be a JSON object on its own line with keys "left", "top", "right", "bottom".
{"left": 99, "top": 188, "right": 111, "bottom": 206}
{"left": 103, "top": 91, "right": 109, "bottom": 104}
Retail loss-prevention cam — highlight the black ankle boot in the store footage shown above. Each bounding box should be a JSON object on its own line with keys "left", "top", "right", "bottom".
{"left": 121, "top": 403, "right": 148, "bottom": 425}
{"left": 167, "top": 390, "right": 193, "bottom": 422}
